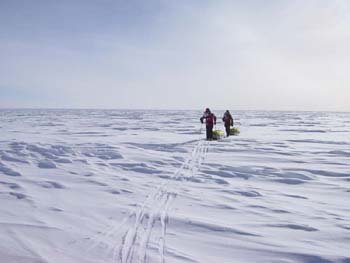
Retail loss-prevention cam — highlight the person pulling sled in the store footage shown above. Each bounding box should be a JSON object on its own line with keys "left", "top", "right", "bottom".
{"left": 200, "top": 108, "right": 217, "bottom": 140}
{"left": 222, "top": 110, "right": 234, "bottom": 137}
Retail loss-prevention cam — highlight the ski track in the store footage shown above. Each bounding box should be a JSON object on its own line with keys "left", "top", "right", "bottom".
{"left": 112, "top": 139, "right": 209, "bottom": 263}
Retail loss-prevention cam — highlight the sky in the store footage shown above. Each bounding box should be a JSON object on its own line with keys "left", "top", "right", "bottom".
{"left": 0, "top": 0, "right": 349, "bottom": 111}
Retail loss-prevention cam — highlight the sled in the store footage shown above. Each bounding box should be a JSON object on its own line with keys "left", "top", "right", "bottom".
{"left": 212, "top": 130, "right": 224, "bottom": 140}
{"left": 230, "top": 127, "right": 240, "bottom": 136}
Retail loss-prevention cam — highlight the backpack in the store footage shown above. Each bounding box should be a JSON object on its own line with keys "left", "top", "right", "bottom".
{"left": 223, "top": 113, "right": 233, "bottom": 126}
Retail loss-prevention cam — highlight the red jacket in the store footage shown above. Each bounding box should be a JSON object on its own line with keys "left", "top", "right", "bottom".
{"left": 200, "top": 113, "right": 217, "bottom": 126}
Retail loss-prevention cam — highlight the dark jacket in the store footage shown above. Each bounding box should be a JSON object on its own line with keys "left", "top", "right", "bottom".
{"left": 222, "top": 112, "right": 233, "bottom": 126}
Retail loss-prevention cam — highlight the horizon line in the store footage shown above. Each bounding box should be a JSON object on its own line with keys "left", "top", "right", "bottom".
{"left": 0, "top": 107, "right": 349, "bottom": 113}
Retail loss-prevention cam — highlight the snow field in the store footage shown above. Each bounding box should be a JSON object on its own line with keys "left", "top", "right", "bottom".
{"left": 0, "top": 109, "right": 349, "bottom": 263}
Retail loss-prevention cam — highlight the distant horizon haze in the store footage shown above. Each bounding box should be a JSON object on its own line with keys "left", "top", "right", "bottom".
{"left": 1, "top": 107, "right": 349, "bottom": 113}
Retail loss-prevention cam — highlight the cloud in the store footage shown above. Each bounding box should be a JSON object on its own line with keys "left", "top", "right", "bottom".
{"left": 0, "top": 0, "right": 349, "bottom": 110}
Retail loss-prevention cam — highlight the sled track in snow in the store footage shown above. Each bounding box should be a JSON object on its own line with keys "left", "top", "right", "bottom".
{"left": 114, "top": 139, "right": 209, "bottom": 263}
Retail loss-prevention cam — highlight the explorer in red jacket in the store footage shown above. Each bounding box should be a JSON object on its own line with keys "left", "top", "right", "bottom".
{"left": 200, "top": 108, "right": 217, "bottom": 140}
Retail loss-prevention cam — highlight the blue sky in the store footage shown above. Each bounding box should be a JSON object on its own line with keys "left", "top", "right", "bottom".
{"left": 1, "top": 0, "right": 349, "bottom": 110}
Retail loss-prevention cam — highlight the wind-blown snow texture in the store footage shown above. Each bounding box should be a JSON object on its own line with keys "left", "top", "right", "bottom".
{"left": 0, "top": 109, "right": 349, "bottom": 263}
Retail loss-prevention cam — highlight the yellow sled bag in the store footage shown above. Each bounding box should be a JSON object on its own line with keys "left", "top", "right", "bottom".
{"left": 213, "top": 130, "right": 224, "bottom": 140}
{"left": 230, "top": 127, "right": 240, "bottom": 135}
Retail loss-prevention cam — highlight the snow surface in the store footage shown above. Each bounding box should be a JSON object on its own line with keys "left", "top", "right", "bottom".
{"left": 0, "top": 109, "right": 349, "bottom": 263}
